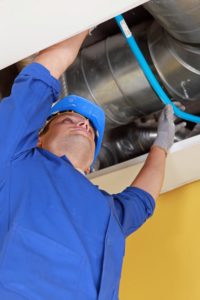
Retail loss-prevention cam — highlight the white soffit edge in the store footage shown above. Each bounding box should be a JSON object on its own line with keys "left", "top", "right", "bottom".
{"left": 88, "top": 135, "right": 200, "bottom": 194}
{"left": 0, "top": 0, "right": 149, "bottom": 70}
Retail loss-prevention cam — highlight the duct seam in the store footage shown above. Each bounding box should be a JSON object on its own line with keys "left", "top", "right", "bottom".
{"left": 80, "top": 51, "right": 98, "bottom": 104}
{"left": 105, "top": 37, "right": 129, "bottom": 103}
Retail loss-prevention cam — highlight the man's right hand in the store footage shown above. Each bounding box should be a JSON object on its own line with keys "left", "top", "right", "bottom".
{"left": 152, "top": 105, "right": 175, "bottom": 154}
{"left": 34, "top": 30, "right": 89, "bottom": 79}
{"left": 152, "top": 103, "right": 186, "bottom": 154}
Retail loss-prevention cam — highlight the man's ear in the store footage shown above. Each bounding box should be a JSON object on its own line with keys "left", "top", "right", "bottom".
{"left": 85, "top": 167, "right": 90, "bottom": 175}
{"left": 37, "top": 136, "right": 42, "bottom": 147}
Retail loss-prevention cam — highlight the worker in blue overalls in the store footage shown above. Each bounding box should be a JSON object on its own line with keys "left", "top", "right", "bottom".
{"left": 0, "top": 30, "right": 175, "bottom": 300}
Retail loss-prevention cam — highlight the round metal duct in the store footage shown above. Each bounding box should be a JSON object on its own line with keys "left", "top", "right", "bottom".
{"left": 144, "top": 0, "right": 200, "bottom": 44}
{"left": 148, "top": 22, "right": 200, "bottom": 102}
{"left": 66, "top": 22, "right": 163, "bottom": 129}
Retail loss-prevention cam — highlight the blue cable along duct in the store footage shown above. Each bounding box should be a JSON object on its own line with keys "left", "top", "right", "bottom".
{"left": 115, "top": 14, "right": 200, "bottom": 124}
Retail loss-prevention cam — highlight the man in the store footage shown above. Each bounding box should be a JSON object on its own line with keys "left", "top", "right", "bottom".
{"left": 37, "top": 94, "right": 105, "bottom": 175}
{"left": 0, "top": 30, "right": 175, "bottom": 300}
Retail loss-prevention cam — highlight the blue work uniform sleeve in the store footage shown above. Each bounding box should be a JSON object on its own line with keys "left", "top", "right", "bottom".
{"left": 111, "top": 186, "right": 156, "bottom": 238}
{"left": 0, "top": 62, "right": 61, "bottom": 166}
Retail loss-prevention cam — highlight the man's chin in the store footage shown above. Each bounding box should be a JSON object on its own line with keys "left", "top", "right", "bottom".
{"left": 70, "top": 130, "right": 92, "bottom": 140}
{"left": 62, "top": 134, "right": 94, "bottom": 152}
{"left": 67, "top": 132, "right": 94, "bottom": 146}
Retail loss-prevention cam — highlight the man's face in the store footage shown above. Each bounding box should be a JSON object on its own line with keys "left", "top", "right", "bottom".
{"left": 37, "top": 111, "right": 96, "bottom": 172}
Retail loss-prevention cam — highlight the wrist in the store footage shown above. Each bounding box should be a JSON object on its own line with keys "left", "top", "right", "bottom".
{"left": 151, "top": 145, "right": 168, "bottom": 157}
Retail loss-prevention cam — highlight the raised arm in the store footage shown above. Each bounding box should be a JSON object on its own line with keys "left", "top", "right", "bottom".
{"left": 0, "top": 31, "right": 88, "bottom": 168}
{"left": 107, "top": 106, "right": 175, "bottom": 238}
{"left": 34, "top": 30, "right": 89, "bottom": 79}
{"left": 131, "top": 105, "right": 175, "bottom": 200}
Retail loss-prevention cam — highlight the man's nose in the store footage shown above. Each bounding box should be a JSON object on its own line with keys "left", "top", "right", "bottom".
{"left": 76, "top": 119, "right": 89, "bottom": 131}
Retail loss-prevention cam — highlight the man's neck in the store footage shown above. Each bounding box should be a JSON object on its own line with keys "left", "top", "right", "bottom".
{"left": 75, "top": 168, "right": 86, "bottom": 176}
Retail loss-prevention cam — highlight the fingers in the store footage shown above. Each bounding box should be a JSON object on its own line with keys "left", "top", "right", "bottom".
{"left": 159, "top": 102, "right": 187, "bottom": 126}
{"left": 172, "top": 101, "right": 187, "bottom": 132}
{"left": 175, "top": 121, "right": 187, "bottom": 133}
{"left": 172, "top": 101, "right": 187, "bottom": 122}
{"left": 154, "top": 104, "right": 176, "bottom": 152}
{"left": 163, "top": 105, "right": 174, "bottom": 120}
{"left": 172, "top": 101, "right": 186, "bottom": 111}
{"left": 166, "top": 104, "right": 173, "bottom": 115}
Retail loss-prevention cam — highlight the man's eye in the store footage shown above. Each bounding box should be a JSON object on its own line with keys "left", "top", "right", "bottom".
{"left": 62, "top": 117, "right": 73, "bottom": 123}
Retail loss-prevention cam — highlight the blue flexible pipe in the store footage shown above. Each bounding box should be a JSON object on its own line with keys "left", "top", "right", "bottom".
{"left": 115, "top": 14, "right": 200, "bottom": 124}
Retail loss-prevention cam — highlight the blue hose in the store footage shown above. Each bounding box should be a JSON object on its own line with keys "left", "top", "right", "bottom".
{"left": 115, "top": 14, "right": 200, "bottom": 123}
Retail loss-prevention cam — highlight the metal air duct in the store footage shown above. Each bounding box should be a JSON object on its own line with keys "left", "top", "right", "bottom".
{"left": 64, "top": 17, "right": 200, "bottom": 170}
{"left": 65, "top": 20, "right": 200, "bottom": 130}
{"left": 66, "top": 22, "right": 163, "bottom": 129}
{"left": 148, "top": 22, "right": 200, "bottom": 101}
{"left": 144, "top": 0, "right": 200, "bottom": 44}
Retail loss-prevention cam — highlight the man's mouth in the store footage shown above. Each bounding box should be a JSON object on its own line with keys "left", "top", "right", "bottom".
{"left": 70, "top": 128, "right": 91, "bottom": 137}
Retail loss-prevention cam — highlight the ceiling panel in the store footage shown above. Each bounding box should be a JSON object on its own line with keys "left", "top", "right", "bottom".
{"left": 0, "top": 0, "right": 149, "bottom": 69}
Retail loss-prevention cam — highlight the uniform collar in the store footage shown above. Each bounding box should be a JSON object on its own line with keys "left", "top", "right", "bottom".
{"left": 38, "top": 148, "right": 86, "bottom": 175}
{"left": 38, "top": 148, "right": 73, "bottom": 166}
{"left": 75, "top": 168, "right": 86, "bottom": 176}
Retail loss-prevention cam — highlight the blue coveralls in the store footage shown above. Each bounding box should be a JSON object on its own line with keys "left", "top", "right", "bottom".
{"left": 0, "top": 63, "right": 155, "bottom": 300}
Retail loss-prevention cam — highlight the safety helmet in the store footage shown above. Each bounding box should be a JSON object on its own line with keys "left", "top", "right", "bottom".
{"left": 46, "top": 95, "right": 105, "bottom": 165}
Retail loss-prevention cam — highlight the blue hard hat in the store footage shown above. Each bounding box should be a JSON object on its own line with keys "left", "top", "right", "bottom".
{"left": 47, "top": 95, "right": 105, "bottom": 164}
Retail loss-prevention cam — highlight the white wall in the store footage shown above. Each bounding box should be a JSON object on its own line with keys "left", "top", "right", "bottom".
{"left": 89, "top": 135, "right": 200, "bottom": 194}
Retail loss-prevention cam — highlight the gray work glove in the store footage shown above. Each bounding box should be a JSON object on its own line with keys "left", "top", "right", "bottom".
{"left": 152, "top": 105, "right": 175, "bottom": 153}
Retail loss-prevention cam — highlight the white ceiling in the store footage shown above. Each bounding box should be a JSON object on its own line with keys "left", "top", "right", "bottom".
{"left": 0, "top": 0, "right": 149, "bottom": 69}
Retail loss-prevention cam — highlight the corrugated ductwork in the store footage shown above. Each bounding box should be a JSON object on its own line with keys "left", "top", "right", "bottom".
{"left": 144, "top": 0, "right": 200, "bottom": 44}
{"left": 94, "top": 119, "right": 188, "bottom": 170}
{"left": 59, "top": 74, "right": 68, "bottom": 99}
{"left": 94, "top": 125, "right": 157, "bottom": 170}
